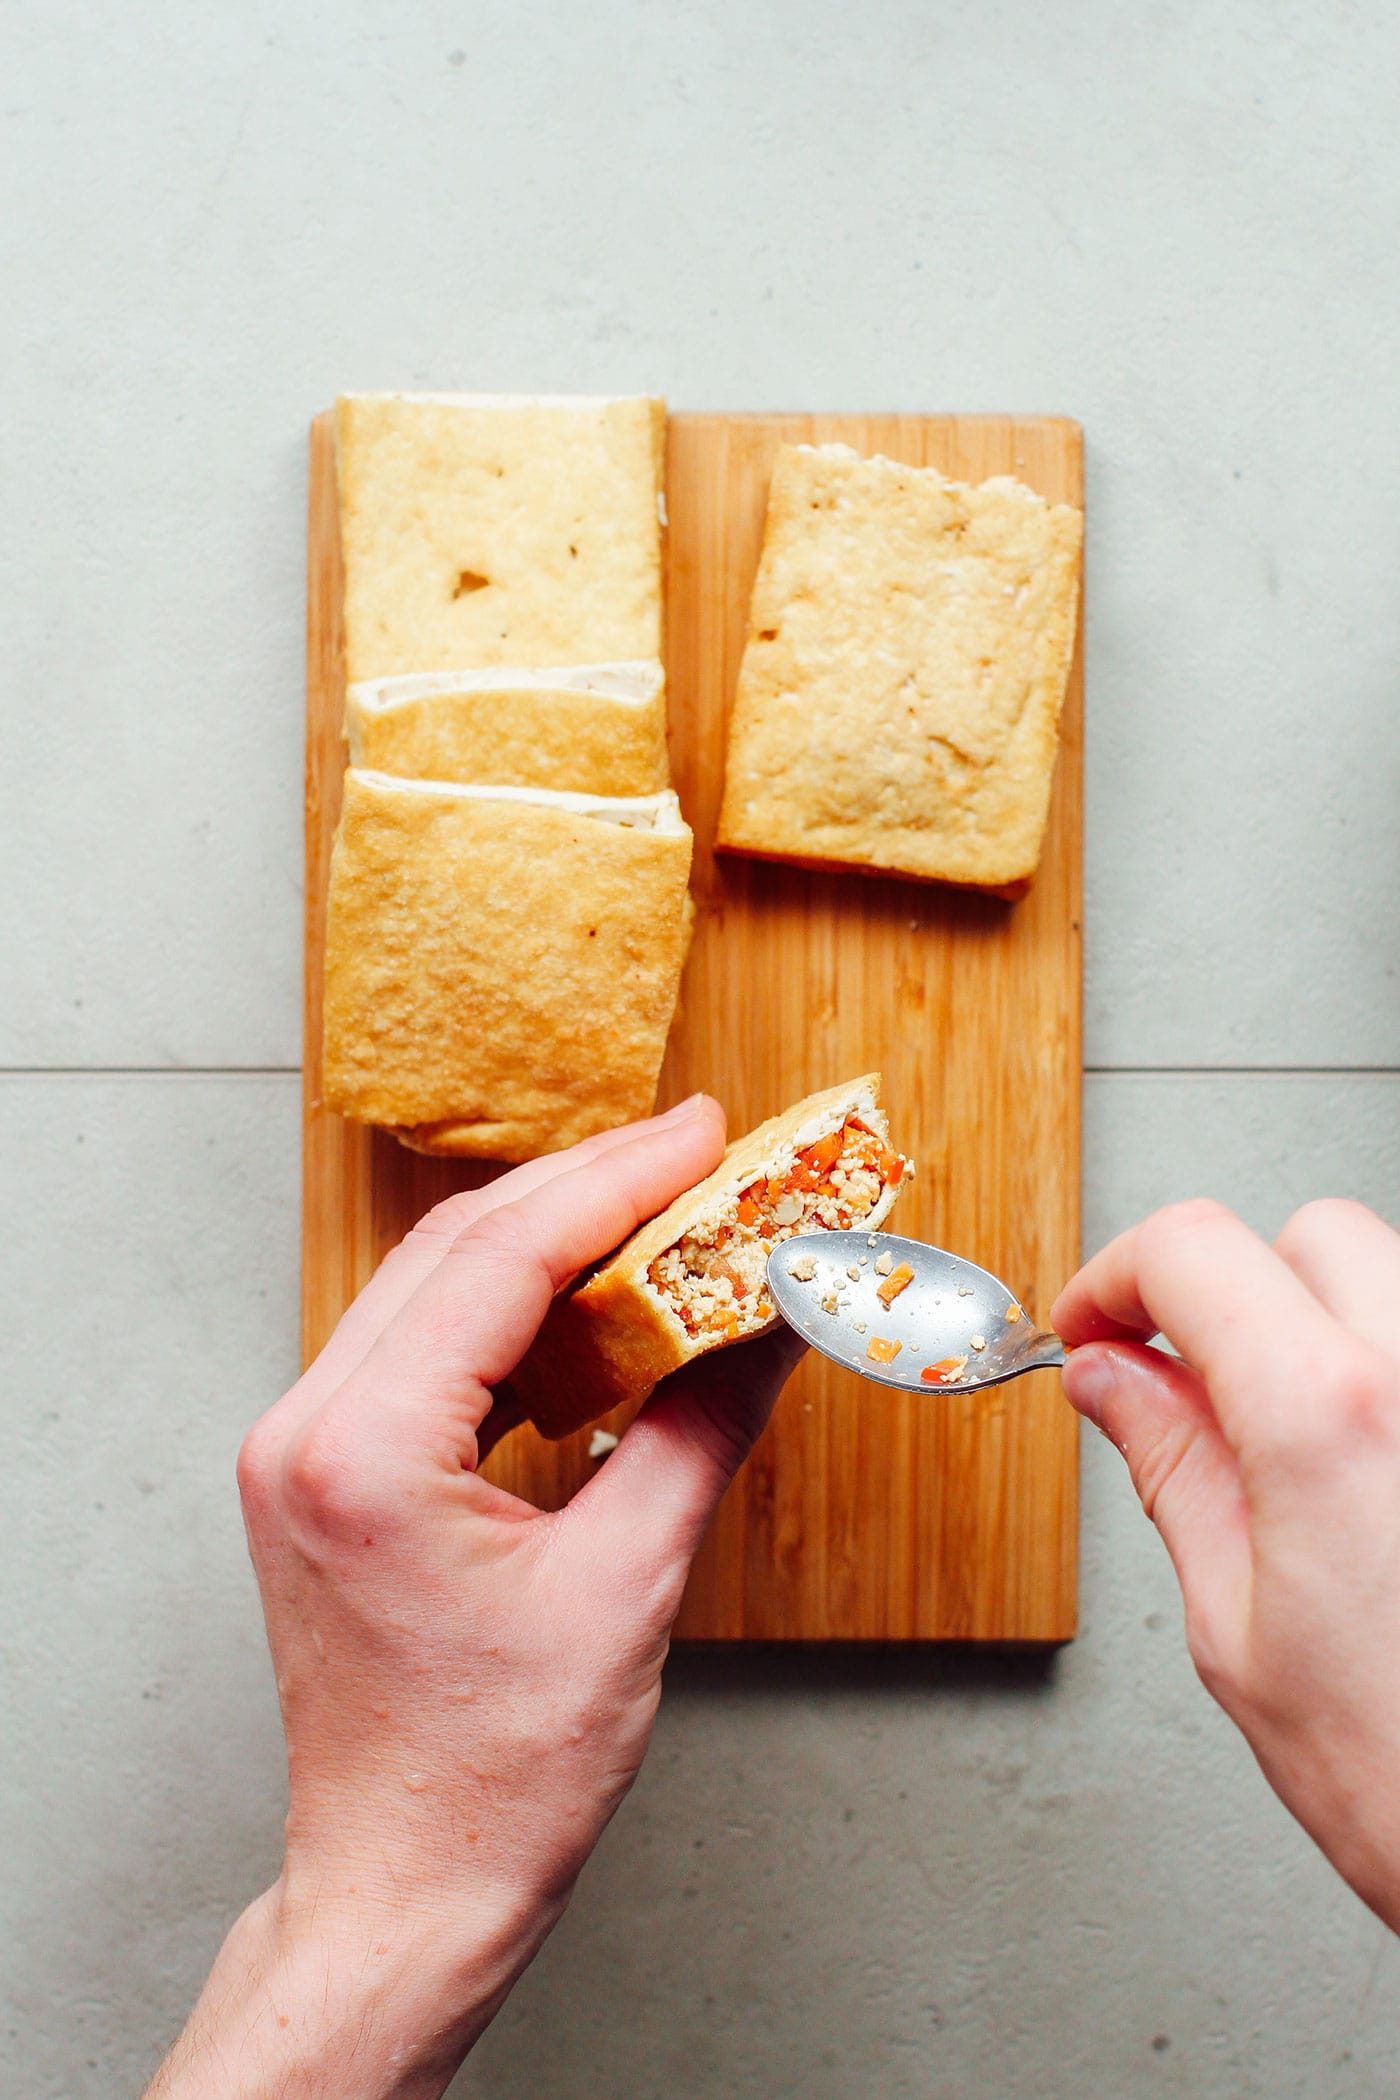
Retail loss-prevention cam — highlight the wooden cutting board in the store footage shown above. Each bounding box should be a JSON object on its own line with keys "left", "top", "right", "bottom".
{"left": 304, "top": 410, "right": 1081, "bottom": 1641}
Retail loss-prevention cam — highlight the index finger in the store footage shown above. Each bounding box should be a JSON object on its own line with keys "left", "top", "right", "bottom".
{"left": 1050, "top": 1198, "right": 1345, "bottom": 1455}
{"left": 299, "top": 1099, "right": 722, "bottom": 1405}
{"left": 332, "top": 1097, "right": 728, "bottom": 1467}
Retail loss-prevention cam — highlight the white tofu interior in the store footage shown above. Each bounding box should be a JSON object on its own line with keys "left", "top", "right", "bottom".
{"left": 347, "top": 660, "right": 664, "bottom": 714}
{"left": 349, "top": 771, "right": 687, "bottom": 834}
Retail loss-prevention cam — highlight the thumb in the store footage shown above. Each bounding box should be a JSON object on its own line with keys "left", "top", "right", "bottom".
{"left": 294, "top": 1106, "right": 727, "bottom": 1482}
{"left": 1065, "top": 1341, "right": 1253, "bottom": 1661}
{"left": 566, "top": 1326, "right": 808, "bottom": 1579}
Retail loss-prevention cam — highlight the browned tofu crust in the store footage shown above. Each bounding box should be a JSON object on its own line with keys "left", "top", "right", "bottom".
{"left": 717, "top": 444, "right": 1082, "bottom": 891}
{"left": 344, "top": 661, "right": 669, "bottom": 797}
{"left": 322, "top": 772, "right": 692, "bottom": 1160}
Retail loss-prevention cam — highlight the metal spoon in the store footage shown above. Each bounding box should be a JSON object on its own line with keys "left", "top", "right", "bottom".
{"left": 765, "top": 1229, "right": 1066, "bottom": 1394}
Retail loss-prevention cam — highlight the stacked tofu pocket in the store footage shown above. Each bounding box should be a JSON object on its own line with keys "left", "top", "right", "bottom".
{"left": 323, "top": 393, "right": 692, "bottom": 1160}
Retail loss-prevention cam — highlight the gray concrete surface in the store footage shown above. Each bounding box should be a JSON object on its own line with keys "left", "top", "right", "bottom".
{"left": 5, "top": 3, "right": 1400, "bottom": 2094}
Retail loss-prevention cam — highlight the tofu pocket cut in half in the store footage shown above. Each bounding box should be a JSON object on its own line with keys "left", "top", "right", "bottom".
{"left": 511, "top": 1073, "right": 911, "bottom": 1439}
{"left": 344, "top": 659, "right": 669, "bottom": 797}
{"left": 322, "top": 771, "right": 693, "bottom": 1161}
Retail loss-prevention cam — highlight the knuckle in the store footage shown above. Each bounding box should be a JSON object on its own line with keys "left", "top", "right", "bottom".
{"left": 445, "top": 1202, "right": 555, "bottom": 1301}
{"left": 388, "top": 1192, "right": 485, "bottom": 1272}
{"left": 283, "top": 1417, "right": 378, "bottom": 1539}
{"left": 1255, "top": 1342, "right": 1400, "bottom": 1484}
{"left": 1322, "top": 1342, "right": 1400, "bottom": 1444}
{"left": 687, "top": 1400, "right": 755, "bottom": 1485}
{"left": 612, "top": 1527, "right": 696, "bottom": 1641}
{"left": 235, "top": 1413, "right": 281, "bottom": 1512}
{"left": 457, "top": 1201, "right": 534, "bottom": 1259}
{"left": 414, "top": 1189, "right": 484, "bottom": 1242}
{"left": 1130, "top": 1419, "right": 1194, "bottom": 1525}
{"left": 1275, "top": 1196, "right": 1367, "bottom": 1260}
{"left": 1140, "top": 1197, "right": 1235, "bottom": 1260}
{"left": 676, "top": 1371, "right": 766, "bottom": 1488}
{"left": 1182, "top": 1600, "right": 1240, "bottom": 1710}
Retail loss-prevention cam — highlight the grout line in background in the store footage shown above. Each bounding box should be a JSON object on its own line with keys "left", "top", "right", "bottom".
{"left": 0, "top": 1066, "right": 303, "bottom": 1078}
{"left": 1, "top": 1065, "right": 1400, "bottom": 1080}
{"left": 1083, "top": 1065, "right": 1400, "bottom": 1078}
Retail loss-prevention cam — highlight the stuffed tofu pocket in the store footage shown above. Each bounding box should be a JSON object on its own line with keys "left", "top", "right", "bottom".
{"left": 322, "top": 770, "right": 692, "bottom": 1160}
{"left": 344, "top": 659, "right": 668, "bottom": 797}
{"left": 513, "top": 1073, "right": 911, "bottom": 1438}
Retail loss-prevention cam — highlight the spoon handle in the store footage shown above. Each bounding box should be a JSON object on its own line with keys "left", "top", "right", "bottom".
{"left": 1015, "top": 1329, "right": 1067, "bottom": 1374}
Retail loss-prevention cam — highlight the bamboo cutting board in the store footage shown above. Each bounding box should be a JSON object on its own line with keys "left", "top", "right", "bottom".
{"left": 304, "top": 410, "right": 1081, "bottom": 1641}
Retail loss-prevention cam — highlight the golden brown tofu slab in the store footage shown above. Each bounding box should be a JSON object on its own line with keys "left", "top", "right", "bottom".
{"left": 322, "top": 770, "right": 692, "bottom": 1160}
{"left": 717, "top": 444, "right": 1082, "bottom": 893}
{"left": 336, "top": 393, "right": 665, "bottom": 681}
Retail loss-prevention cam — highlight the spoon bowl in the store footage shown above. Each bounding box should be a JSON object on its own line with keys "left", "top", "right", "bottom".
{"left": 765, "top": 1229, "right": 1065, "bottom": 1394}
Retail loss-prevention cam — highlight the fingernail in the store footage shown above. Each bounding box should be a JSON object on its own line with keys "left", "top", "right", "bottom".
{"left": 659, "top": 1093, "right": 708, "bottom": 1124}
{"left": 1062, "top": 1348, "right": 1112, "bottom": 1428}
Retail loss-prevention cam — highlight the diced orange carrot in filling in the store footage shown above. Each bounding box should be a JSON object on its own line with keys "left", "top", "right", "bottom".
{"left": 866, "top": 1335, "right": 901, "bottom": 1364}
{"left": 647, "top": 1116, "right": 908, "bottom": 1341}
{"left": 876, "top": 1262, "right": 915, "bottom": 1309}
{"left": 711, "top": 1255, "right": 750, "bottom": 1298}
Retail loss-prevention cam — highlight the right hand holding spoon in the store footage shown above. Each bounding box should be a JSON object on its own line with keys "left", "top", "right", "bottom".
{"left": 1053, "top": 1196, "right": 1400, "bottom": 1934}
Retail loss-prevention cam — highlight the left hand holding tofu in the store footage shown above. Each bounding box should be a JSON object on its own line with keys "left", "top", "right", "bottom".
{"left": 144, "top": 1097, "right": 803, "bottom": 2100}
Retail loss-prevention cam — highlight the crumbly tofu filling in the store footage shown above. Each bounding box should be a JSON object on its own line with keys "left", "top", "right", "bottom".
{"left": 647, "top": 1117, "right": 908, "bottom": 1343}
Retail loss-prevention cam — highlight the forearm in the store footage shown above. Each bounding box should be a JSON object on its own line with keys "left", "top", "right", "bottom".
{"left": 144, "top": 1877, "right": 560, "bottom": 2100}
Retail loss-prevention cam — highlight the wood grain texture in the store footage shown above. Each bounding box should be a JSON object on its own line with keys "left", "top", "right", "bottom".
{"left": 304, "top": 410, "right": 1082, "bottom": 1640}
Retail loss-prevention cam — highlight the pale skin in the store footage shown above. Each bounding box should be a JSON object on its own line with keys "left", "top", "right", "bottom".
{"left": 1053, "top": 1195, "right": 1400, "bottom": 1937}
{"left": 147, "top": 1134, "right": 1400, "bottom": 2093}
{"left": 147, "top": 1094, "right": 802, "bottom": 2099}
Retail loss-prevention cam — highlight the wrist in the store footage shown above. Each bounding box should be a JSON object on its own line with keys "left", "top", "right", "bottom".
{"left": 274, "top": 1862, "right": 567, "bottom": 2083}
{"left": 146, "top": 1870, "right": 564, "bottom": 2100}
